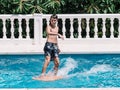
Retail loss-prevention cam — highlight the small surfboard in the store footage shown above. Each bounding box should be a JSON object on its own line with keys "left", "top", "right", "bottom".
{"left": 32, "top": 75, "right": 63, "bottom": 81}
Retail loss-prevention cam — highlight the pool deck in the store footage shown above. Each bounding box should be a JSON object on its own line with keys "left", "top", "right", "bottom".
{"left": 1, "top": 38, "right": 120, "bottom": 54}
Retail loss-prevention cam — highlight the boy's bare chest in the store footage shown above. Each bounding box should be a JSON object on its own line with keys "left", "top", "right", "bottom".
{"left": 50, "top": 28, "right": 58, "bottom": 32}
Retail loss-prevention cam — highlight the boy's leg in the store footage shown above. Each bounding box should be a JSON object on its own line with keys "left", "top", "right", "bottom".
{"left": 53, "top": 57, "right": 59, "bottom": 75}
{"left": 41, "top": 56, "right": 51, "bottom": 76}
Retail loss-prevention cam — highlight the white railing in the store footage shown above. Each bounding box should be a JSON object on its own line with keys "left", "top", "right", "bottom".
{"left": 0, "top": 14, "right": 42, "bottom": 45}
{"left": 0, "top": 14, "right": 120, "bottom": 54}
{"left": 42, "top": 14, "right": 120, "bottom": 39}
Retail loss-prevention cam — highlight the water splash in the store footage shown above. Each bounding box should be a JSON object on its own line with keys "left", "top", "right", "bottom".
{"left": 57, "top": 57, "right": 78, "bottom": 76}
{"left": 85, "top": 64, "right": 113, "bottom": 74}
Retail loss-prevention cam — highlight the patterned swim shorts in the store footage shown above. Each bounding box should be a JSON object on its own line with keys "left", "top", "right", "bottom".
{"left": 44, "top": 42, "right": 59, "bottom": 60}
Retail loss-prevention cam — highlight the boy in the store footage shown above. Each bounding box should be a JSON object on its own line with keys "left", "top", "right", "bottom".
{"left": 41, "top": 14, "right": 64, "bottom": 77}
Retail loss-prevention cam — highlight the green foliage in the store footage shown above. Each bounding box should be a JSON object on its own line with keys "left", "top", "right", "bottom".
{"left": 0, "top": 0, "right": 120, "bottom": 38}
{"left": 0, "top": 0, "right": 65, "bottom": 14}
{"left": 44, "top": 0, "right": 65, "bottom": 14}
{"left": 0, "top": 0, "right": 119, "bottom": 14}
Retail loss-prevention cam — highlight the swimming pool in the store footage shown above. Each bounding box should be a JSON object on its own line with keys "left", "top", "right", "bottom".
{"left": 0, "top": 54, "right": 120, "bottom": 88}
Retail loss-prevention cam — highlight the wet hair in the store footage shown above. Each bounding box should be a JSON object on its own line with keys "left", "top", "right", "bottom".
{"left": 50, "top": 14, "right": 58, "bottom": 20}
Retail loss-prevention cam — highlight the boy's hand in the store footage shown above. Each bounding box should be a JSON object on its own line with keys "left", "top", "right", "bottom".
{"left": 61, "top": 36, "right": 64, "bottom": 40}
{"left": 58, "top": 34, "right": 64, "bottom": 40}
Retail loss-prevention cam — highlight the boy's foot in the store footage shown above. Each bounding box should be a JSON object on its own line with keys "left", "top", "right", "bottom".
{"left": 33, "top": 73, "right": 45, "bottom": 78}
{"left": 40, "top": 73, "right": 46, "bottom": 77}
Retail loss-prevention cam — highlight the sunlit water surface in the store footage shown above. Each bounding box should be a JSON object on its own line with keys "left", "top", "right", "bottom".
{"left": 0, "top": 54, "right": 120, "bottom": 88}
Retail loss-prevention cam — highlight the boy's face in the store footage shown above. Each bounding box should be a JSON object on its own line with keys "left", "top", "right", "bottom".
{"left": 50, "top": 18, "right": 57, "bottom": 25}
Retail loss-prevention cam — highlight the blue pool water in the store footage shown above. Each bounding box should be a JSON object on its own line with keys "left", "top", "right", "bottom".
{"left": 0, "top": 54, "right": 120, "bottom": 88}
